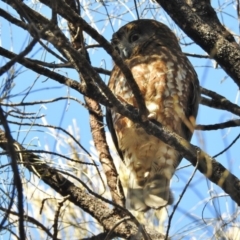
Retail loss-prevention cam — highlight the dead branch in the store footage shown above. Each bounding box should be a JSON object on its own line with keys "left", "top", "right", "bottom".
{"left": 0, "top": 129, "right": 165, "bottom": 240}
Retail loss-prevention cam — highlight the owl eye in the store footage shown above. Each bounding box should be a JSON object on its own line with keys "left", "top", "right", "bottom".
{"left": 129, "top": 34, "right": 139, "bottom": 43}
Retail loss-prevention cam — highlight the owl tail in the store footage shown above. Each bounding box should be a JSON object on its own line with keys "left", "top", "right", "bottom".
{"left": 143, "top": 173, "right": 172, "bottom": 209}
{"left": 126, "top": 172, "right": 172, "bottom": 212}
{"left": 126, "top": 173, "right": 150, "bottom": 212}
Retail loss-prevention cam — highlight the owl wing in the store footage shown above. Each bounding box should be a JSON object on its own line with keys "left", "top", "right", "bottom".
{"left": 106, "top": 106, "right": 124, "bottom": 161}
{"left": 180, "top": 58, "right": 200, "bottom": 142}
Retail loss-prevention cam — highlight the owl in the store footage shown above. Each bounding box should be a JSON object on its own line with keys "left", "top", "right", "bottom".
{"left": 106, "top": 19, "right": 200, "bottom": 212}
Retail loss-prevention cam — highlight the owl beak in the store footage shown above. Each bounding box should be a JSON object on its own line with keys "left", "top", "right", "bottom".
{"left": 122, "top": 47, "right": 130, "bottom": 58}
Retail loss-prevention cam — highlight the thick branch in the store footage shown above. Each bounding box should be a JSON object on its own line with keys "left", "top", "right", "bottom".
{"left": 85, "top": 97, "right": 125, "bottom": 207}
{"left": 66, "top": 0, "right": 125, "bottom": 207}
{"left": 0, "top": 129, "right": 164, "bottom": 240}
{"left": 187, "top": 0, "right": 235, "bottom": 43}
{"left": 156, "top": 0, "right": 240, "bottom": 87}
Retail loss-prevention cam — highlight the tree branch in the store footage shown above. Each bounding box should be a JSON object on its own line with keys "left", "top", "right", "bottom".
{"left": 196, "top": 119, "right": 240, "bottom": 130}
{"left": 0, "top": 129, "right": 165, "bottom": 240}
{"left": 66, "top": 0, "right": 125, "bottom": 207}
{"left": 0, "top": 207, "right": 60, "bottom": 240}
{"left": 0, "top": 108, "right": 25, "bottom": 239}
{"left": 200, "top": 87, "right": 240, "bottom": 117}
{"left": 156, "top": 0, "right": 240, "bottom": 88}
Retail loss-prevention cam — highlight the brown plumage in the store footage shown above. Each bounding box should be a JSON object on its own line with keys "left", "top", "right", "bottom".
{"left": 106, "top": 19, "right": 200, "bottom": 212}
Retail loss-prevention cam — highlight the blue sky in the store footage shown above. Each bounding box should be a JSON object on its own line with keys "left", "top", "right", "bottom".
{"left": 0, "top": 0, "right": 240, "bottom": 239}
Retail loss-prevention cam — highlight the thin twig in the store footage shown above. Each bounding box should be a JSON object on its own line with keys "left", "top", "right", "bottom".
{"left": 165, "top": 151, "right": 199, "bottom": 239}
{"left": 8, "top": 120, "right": 94, "bottom": 159}
{"left": 0, "top": 38, "right": 38, "bottom": 76}
{"left": 212, "top": 133, "right": 240, "bottom": 158}
{"left": 52, "top": 195, "right": 70, "bottom": 240}
{"left": 196, "top": 119, "right": 240, "bottom": 130}
{"left": 184, "top": 52, "right": 209, "bottom": 58}
{"left": 2, "top": 149, "right": 94, "bottom": 166}
{"left": 0, "top": 107, "right": 25, "bottom": 239}
{"left": 0, "top": 206, "right": 60, "bottom": 240}
{"left": 200, "top": 89, "right": 240, "bottom": 117}
{"left": 1, "top": 96, "right": 88, "bottom": 111}
{"left": 134, "top": 0, "right": 140, "bottom": 19}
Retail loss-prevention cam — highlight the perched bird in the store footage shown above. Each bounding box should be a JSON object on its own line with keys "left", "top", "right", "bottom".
{"left": 106, "top": 19, "right": 200, "bottom": 212}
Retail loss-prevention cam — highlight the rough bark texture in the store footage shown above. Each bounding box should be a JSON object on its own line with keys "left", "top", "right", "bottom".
{"left": 66, "top": 0, "right": 125, "bottom": 207}
{"left": 156, "top": 0, "right": 240, "bottom": 87}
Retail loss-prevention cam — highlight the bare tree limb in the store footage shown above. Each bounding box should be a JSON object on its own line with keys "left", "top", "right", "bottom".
{"left": 84, "top": 96, "right": 126, "bottom": 207}
{"left": 138, "top": 119, "right": 240, "bottom": 205}
{"left": 80, "top": 233, "right": 108, "bottom": 240}
{"left": 66, "top": 0, "right": 125, "bottom": 207}
{"left": 0, "top": 129, "right": 165, "bottom": 240}
{"left": 0, "top": 108, "right": 25, "bottom": 239}
{"left": 0, "top": 207, "right": 61, "bottom": 240}
{"left": 200, "top": 87, "right": 240, "bottom": 117}
{"left": 196, "top": 119, "right": 240, "bottom": 130}
{"left": 0, "top": 38, "right": 37, "bottom": 76}
{"left": 156, "top": 0, "right": 240, "bottom": 88}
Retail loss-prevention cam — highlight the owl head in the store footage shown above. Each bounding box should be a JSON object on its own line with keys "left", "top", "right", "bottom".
{"left": 111, "top": 19, "right": 181, "bottom": 60}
